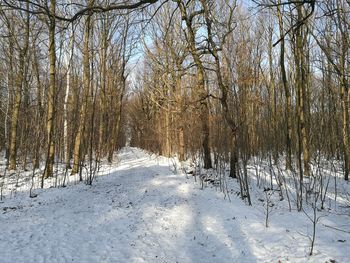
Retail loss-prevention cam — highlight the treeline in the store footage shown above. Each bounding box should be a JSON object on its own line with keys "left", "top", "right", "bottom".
{"left": 0, "top": 0, "right": 349, "bottom": 196}
{"left": 128, "top": 0, "right": 350, "bottom": 186}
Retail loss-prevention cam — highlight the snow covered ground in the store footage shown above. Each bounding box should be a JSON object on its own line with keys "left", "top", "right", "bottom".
{"left": 0, "top": 147, "right": 349, "bottom": 263}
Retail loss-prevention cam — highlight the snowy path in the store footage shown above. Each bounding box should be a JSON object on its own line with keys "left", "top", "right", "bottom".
{"left": 0, "top": 148, "right": 349, "bottom": 263}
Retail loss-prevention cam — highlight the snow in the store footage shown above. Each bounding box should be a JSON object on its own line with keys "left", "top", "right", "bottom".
{"left": 0, "top": 147, "right": 349, "bottom": 263}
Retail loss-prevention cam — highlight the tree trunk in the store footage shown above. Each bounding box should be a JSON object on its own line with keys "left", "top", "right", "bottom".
{"left": 33, "top": 44, "right": 43, "bottom": 169}
{"left": 8, "top": 3, "right": 30, "bottom": 170}
{"left": 341, "top": 80, "right": 350, "bottom": 181}
{"left": 229, "top": 131, "right": 238, "bottom": 178}
{"left": 43, "top": 0, "right": 57, "bottom": 179}
{"left": 268, "top": 25, "right": 278, "bottom": 163}
{"left": 295, "top": 5, "right": 310, "bottom": 179}
{"left": 277, "top": 2, "right": 292, "bottom": 170}
{"left": 98, "top": 19, "right": 109, "bottom": 160}
{"left": 64, "top": 24, "right": 74, "bottom": 169}
{"left": 8, "top": 59, "right": 23, "bottom": 170}
{"left": 72, "top": 3, "right": 92, "bottom": 174}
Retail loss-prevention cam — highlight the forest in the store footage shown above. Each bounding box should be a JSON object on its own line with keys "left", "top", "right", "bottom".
{"left": 0, "top": 0, "right": 350, "bottom": 262}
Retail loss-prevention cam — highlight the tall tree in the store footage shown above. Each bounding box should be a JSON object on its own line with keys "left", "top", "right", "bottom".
{"left": 43, "top": 0, "right": 57, "bottom": 179}
{"left": 71, "top": 0, "right": 94, "bottom": 174}
{"left": 176, "top": 0, "right": 212, "bottom": 168}
{"left": 7, "top": 2, "right": 30, "bottom": 170}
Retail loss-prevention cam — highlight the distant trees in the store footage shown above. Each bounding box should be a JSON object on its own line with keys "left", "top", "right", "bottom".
{"left": 125, "top": 0, "right": 349, "bottom": 207}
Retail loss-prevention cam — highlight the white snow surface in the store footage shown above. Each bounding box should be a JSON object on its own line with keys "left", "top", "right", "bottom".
{"left": 0, "top": 147, "right": 349, "bottom": 263}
